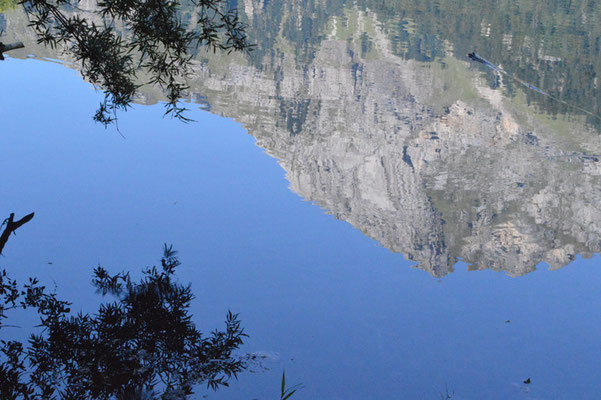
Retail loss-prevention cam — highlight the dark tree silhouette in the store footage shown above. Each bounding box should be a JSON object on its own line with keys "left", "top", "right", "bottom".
{"left": 0, "top": 213, "right": 34, "bottom": 255}
{"left": 0, "top": 244, "right": 248, "bottom": 399}
{"left": 1, "top": 0, "right": 252, "bottom": 125}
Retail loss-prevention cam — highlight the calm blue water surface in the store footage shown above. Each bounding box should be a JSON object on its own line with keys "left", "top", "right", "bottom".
{"left": 1, "top": 58, "right": 601, "bottom": 399}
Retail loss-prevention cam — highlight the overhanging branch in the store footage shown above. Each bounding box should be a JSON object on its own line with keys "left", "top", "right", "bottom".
{"left": 0, "top": 41, "right": 25, "bottom": 60}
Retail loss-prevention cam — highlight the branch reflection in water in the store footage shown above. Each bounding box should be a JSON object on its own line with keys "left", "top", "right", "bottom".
{"left": 0, "top": 243, "right": 247, "bottom": 399}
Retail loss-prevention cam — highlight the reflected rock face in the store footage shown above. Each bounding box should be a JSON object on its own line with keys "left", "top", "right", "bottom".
{"left": 5, "top": 2, "right": 601, "bottom": 276}
{"left": 188, "top": 7, "right": 601, "bottom": 277}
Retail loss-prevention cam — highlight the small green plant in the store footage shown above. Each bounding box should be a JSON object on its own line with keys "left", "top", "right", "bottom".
{"left": 280, "top": 370, "right": 303, "bottom": 400}
{"left": 439, "top": 386, "right": 454, "bottom": 399}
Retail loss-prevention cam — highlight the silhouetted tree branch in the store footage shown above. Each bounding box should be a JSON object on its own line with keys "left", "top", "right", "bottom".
{"left": 0, "top": 212, "right": 34, "bottom": 255}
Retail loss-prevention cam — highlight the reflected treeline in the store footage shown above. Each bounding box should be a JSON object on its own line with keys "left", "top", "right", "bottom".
{"left": 4, "top": 1, "right": 601, "bottom": 121}
{"left": 242, "top": 0, "right": 601, "bottom": 125}
{"left": 4, "top": 0, "right": 601, "bottom": 276}
{"left": 365, "top": 0, "right": 601, "bottom": 125}
{"left": 0, "top": 0, "right": 16, "bottom": 13}
{"left": 0, "top": 245, "right": 247, "bottom": 399}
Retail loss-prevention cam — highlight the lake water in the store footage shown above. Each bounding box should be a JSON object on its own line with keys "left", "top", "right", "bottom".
{"left": 2, "top": 1, "right": 601, "bottom": 399}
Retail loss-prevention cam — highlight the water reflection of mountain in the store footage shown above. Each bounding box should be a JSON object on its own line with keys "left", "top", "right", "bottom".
{"left": 189, "top": 4, "right": 601, "bottom": 277}
{"left": 4, "top": 1, "right": 601, "bottom": 276}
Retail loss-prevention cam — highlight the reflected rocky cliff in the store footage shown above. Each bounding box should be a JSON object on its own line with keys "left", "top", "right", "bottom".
{"left": 4, "top": 0, "right": 601, "bottom": 276}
